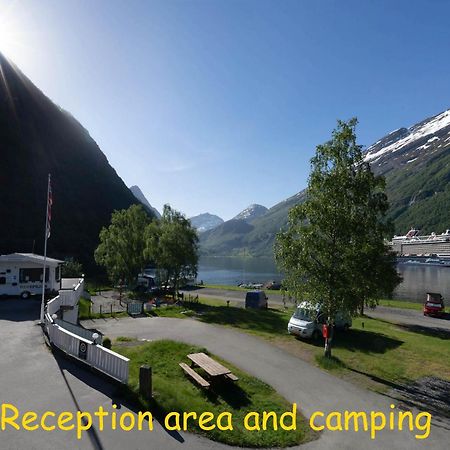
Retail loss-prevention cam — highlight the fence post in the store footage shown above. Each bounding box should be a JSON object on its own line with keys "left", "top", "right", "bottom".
{"left": 139, "top": 365, "right": 152, "bottom": 400}
{"left": 100, "top": 305, "right": 102, "bottom": 316}
{"left": 110, "top": 304, "right": 113, "bottom": 316}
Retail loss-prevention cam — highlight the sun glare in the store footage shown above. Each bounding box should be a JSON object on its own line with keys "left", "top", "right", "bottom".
{"left": 0, "top": 17, "right": 21, "bottom": 58}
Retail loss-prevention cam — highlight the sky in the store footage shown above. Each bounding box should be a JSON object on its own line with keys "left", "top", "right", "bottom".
{"left": 1, "top": 0, "right": 450, "bottom": 220}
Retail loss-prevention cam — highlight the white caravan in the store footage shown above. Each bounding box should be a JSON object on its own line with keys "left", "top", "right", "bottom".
{"left": 0, "top": 253, "right": 63, "bottom": 299}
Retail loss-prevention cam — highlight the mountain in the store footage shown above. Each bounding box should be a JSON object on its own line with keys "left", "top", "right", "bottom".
{"left": 366, "top": 109, "right": 450, "bottom": 234}
{"left": 200, "top": 108, "right": 450, "bottom": 256}
{"left": 232, "top": 204, "right": 268, "bottom": 223}
{"left": 0, "top": 53, "right": 153, "bottom": 270}
{"left": 130, "top": 185, "right": 161, "bottom": 218}
{"left": 190, "top": 213, "right": 224, "bottom": 233}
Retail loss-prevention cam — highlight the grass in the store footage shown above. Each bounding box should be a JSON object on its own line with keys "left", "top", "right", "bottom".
{"left": 148, "top": 298, "right": 450, "bottom": 391}
{"left": 150, "top": 298, "right": 293, "bottom": 338}
{"left": 113, "top": 339, "right": 314, "bottom": 447}
{"left": 315, "top": 355, "right": 346, "bottom": 370}
{"left": 378, "top": 299, "right": 422, "bottom": 310}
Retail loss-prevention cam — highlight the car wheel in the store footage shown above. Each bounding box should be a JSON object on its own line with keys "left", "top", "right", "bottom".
{"left": 312, "top": 330, "right": 320, "bottom": 341}
{"left": 20, "top": 291, "right": 31, "bottom": 299}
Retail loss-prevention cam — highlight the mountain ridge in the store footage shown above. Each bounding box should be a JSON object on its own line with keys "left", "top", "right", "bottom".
{"left": 130, "top": 185, "right": 161, "bottom": 218}
{"left": 200, "top": 108, "right": 450, "bottom": 256}
{"left": 0, "top": 53, "right": 152, "bottom": 270}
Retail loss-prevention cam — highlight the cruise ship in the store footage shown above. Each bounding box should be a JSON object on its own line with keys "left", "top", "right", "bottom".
{"left": 390, "top": 228, "right": 450, "bottom": 257}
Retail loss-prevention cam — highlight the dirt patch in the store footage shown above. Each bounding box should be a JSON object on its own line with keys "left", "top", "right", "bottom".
{"left": 389, "top": 376, "right": 450, "bottom": 423}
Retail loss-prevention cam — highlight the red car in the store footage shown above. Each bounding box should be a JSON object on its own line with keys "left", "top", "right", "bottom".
{"left": 423, "top": 292, "right": 445, "bottom": 317}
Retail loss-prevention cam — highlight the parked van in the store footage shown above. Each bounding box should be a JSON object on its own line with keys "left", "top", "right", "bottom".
{"left": 245, "top": 290, "right": 268, "bottom": 309}
{"left": 287, "top": 301, "right": 352, "bottom": 340}
{"left": 0, "top": 253, "right": 62, "bottom": 299}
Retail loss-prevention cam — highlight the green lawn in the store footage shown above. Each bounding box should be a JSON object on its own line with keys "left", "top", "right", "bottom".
{"left": 378, "top": 299, "right": 422, "bottom": 310}
{"left": 113, "top": 340, "right": 313, "bottom": 447}
{"left": 149, "top": 298, "right": 450, "bottom": 391}
{"left": 326, "top": 317, "right": 450, "bottom": 388}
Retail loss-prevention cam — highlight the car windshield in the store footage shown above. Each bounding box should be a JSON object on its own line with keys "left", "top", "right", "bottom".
{"left": 293, "top": 308, "right": 315, "bottom": 321}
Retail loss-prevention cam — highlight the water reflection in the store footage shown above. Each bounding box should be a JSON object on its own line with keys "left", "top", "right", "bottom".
{"left": 198, "top": 257, "right": 450, "bottom": 303}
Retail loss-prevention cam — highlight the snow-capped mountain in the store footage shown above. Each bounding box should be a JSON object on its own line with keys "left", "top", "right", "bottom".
{"left": 233, "top": 204, "right": 268, "bottom": 223}
{"left": 129, "top": 185, "right": 161, "bottom": 218}
{"left": 365, "top": 109, "right": 450, "bottom": 174}
{"left": 201, "top": 108, "right": 450, "bottom": 256}
{"left": 190, "top": 213, "right": 224, "bottom": 233}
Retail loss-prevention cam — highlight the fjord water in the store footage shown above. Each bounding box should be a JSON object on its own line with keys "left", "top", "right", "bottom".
{"left": 198, "top": 256, "right": 450, "bottom": 303}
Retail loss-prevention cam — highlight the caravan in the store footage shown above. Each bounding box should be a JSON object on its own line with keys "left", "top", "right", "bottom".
{"left": 0, "top": 253, "right": 63, "bottom": 299}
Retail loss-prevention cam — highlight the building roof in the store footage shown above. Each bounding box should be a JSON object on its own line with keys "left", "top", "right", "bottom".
{"left": 0, "top": 253, "right": 63, "bottom": 266}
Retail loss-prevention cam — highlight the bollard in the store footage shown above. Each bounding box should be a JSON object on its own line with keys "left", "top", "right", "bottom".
{"left": 100, "top": 305, "right": 102, "bottom": 316}
{"left": 110, "top": 304, "right": 113, "bottom": 316}
{"left": 139, "top": 365, "right": 152, "bottom": 400}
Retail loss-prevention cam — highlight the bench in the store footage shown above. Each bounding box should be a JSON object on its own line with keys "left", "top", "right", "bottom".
{"left": 225, "top": 373, "right": 239, "bottom": 382}
{"left": 179, "top": 363, "right": 210, "bottom": 388}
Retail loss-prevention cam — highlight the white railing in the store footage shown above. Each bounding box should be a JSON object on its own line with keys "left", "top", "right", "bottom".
{"left": 44, "top": 277, "right": 129, "bottom": 384}
{"left": 45, "top": 313, "right": 129, "bottom": 383}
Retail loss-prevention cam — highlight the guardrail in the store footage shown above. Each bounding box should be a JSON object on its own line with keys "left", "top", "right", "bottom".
{"left": 45, "top": 313, "right": 129, "bottom": 383}
{"left": 43, "top": 277, "right": 129, "bottom": 384}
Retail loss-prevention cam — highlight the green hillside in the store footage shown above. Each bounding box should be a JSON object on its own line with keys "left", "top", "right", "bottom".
{"left": 200, "top": 112, "right": 450, "bottom": 257}
{"left": 385, "top": 148, "right": 450, "bottom": 234}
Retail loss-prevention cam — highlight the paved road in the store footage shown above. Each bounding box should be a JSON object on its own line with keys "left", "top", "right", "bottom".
{"left": 184, "top": 288, "right": 450, "bottom": 334}
{"left": 1, "top": 297, "right": 447, "bottom": 449}
{"left": 85, "top": 315, "right": 448, "bottom": 449}
{"left": 0, "top": 299, "right": 231, "bottom": 450}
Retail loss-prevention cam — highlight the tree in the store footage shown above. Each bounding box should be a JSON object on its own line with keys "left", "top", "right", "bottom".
{"left": 145, "top": 205, "right": 199, "bottom": 295}
{"left": 275, "top": 119, "right": 401, "bottom": 357}
{"left": 61, "top": 260, "right": 84, "bottom": 278}
{"left": 94, "top": 205, "right": 151, "bottom": 286}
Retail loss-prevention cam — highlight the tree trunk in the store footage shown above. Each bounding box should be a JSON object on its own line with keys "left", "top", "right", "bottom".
{"left": 360, "top": 302, "right": 365, "bottom": 316}
{"left": 323, "top": 323, "right": 334, "bottom": 358}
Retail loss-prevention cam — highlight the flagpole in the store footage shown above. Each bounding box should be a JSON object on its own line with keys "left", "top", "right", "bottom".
{"left": 40, "top": 174, "right": 51, "bottom": 324}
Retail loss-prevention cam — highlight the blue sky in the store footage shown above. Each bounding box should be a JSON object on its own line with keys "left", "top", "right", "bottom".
{"left": 1, "top": 0, "right": 449, "bottom": 219}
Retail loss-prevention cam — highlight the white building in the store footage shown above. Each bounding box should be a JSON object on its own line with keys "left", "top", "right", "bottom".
{"left": 0, "top": 253, "right": 63, "bottom": 298}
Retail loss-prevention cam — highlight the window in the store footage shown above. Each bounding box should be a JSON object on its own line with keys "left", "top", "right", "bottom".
{"left": 0, "top": 277, "right": 6, "bottom": 285}
{"left": 19, "top": 268, "right": 49, "bottom": 283}
{"left": 55, "top": 266, "right": 61, "bottom": 282}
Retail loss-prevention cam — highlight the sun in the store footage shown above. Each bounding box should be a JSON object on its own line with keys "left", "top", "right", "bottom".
{"left": 0, "top": 16, "right": 22, "bottom": 58}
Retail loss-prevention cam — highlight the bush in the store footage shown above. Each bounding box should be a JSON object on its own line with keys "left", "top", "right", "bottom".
{"left": 103, "top": 337, "right": 112, "bottom": 349}
{"left": 62, "top": 260, "right": 84, "bottom": 278}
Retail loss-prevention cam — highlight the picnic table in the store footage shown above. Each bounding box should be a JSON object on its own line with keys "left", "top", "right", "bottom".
{"left": 179, "top": 352, "right": 238, "bottom": 388}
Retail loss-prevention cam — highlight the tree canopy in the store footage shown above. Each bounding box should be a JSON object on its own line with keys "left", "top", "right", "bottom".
{"left": 145, "top": 205, "right": 199, "bottom": 293}
{"left": 94, "top": 204, "right": 151, "bottom": 285}
{"left": 275, "top": 119, "right": 401, "bottom": 355}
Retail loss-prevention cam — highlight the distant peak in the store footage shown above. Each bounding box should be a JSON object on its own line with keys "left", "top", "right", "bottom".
{"left": 233, "top": 204, "right": 268, "bottom": 223}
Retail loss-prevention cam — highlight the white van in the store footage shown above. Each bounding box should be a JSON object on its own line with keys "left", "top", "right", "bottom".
{"left": 287, "top": 301, "right": 352, "bottom": 340}
{"left": 0, "top": 253, "right": 62, "bottom": 299}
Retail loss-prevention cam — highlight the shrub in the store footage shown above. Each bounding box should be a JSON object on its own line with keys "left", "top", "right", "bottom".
{"left": 103, "top": 337, "right": 112, "bottom": 349}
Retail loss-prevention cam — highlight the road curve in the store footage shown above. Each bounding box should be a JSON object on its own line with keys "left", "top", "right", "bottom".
{"left": 85, "top": 315, "right": 448, "bottom": 449}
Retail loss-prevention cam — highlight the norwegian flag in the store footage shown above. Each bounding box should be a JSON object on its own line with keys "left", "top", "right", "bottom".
{"left": 46, "top": 175, "right": 53, "bottom": 239}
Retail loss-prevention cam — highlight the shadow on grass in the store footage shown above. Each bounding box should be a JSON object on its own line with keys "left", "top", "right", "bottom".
{"left": 332, "top": 328, "right": 403, "bottom": 354}
{"left": 396, "top": 324, "right": 450, "bottom": 340}
{"left": 204, "top": 378, "right": 251, "bottom": 409}
{"left": 192, "top": 304, "right": 289, "bottom": 335}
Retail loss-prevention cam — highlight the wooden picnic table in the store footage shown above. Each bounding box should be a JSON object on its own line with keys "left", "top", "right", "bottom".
{"left": 187, "top": 352, "right": 231, "bottom": 377}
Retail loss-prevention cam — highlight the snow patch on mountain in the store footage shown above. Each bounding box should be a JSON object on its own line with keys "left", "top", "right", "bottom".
{"left": 190, "top": 213, "right": 224, "bottom": 233}
{"left": 365, "top": 109, "right": 450, "bottom": 164}
{"left": 233, "top": 204, "right": 268, "bottom": 222}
